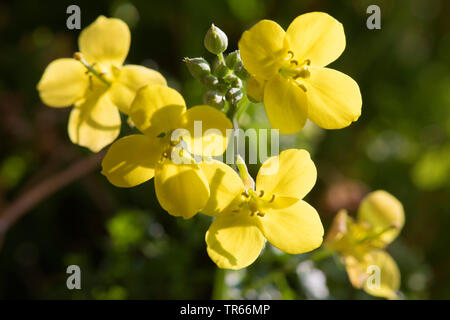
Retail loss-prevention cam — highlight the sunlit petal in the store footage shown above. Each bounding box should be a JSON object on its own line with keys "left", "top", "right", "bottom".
{"left": 79, "top": 16, "right": 130, "bottom": 66}
{"left": 256, "top": 149, "right": 317, "bottom": 199}
{"left": 239, "top": 19, "right": 289, "bottom": 80}
{"left": 286, "top": 12, "right": 345, "bottom": 67}
{"left": 206, "top": 212, "right": 265, "bottom": 269}
{"left": 37, "top": 58, "right": 89, "bottom": 107}
{"left": 101, "top": 134, "right": 163, "bottom": 187}
{"left": 109, "top": 65, "right": 167, "bottom": 114}
{"left": 305, "top": 67, "right": 362, "bottom": 129}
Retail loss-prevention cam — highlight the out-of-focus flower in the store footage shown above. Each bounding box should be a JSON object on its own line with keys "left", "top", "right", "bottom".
{"left": 200, "top": 149, "right": 324, "bottom": 269}
{"left": 37, "top": 16, "right": 166, "bottom": 152}
{"left": 239, "top": 12, "right": 362, "bottom": 134}
{"left": 324, "top": 190, "right": 404, "bottom": 299}
{"left": 101, "top": 84, "right": 232, "bottom": 219}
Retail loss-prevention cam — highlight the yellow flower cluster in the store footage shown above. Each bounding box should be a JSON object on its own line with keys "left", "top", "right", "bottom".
{"left": 36, "top": 12, "right": 402, "bottom": 295}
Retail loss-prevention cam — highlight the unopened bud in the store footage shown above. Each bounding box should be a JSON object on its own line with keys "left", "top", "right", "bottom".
{"left": 226, "top": 87, "right": 243, "bottom": 105}
{"left": 201, "top": 74, "right": 219, "bottom": 90}
{"left": 203, "top": 91, "right": 225, "bottom": 109}
{"left": 213, "top": 60, "right": 230, "bottom": 79}
{"left": 224, "top": 74, "right": 243, "bottom": 89}
{"left": 234, "top": 64, "right": 249, "bottom": 81}
{"left": 225, "top": 50, "right": 242, "bottom": 70}
{"left": 204, "top": 24, "right": 228, "bottom": 55}
{"left": 183, "top": 57, "right": 211, "bottom": 80}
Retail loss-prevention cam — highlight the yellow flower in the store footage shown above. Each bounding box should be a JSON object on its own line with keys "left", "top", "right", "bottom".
{"left": 238, "top": 12, "right": 362, "bottom": 134}
{"left": 101, "top": 84, "right": 232, "bottom": 219}
{"left": 324, "top": 191, "right": 404, "bottom": 299}
{"left": 37, "top": 16, "right": 166, "bottom": 152}
{"left": 200, "top": 149, "right": 324, "bottom": 269}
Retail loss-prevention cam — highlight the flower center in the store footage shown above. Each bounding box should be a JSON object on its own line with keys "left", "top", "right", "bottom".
{"left": 233, "top": 189, "right": 276, "bottom": 218}
{"left": 279, "top": 51, "right": 311, "bottom": 92}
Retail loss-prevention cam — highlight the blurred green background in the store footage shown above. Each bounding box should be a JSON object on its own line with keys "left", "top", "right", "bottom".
{"left": 0, "top": 0, "right": 449, "bottom": 299}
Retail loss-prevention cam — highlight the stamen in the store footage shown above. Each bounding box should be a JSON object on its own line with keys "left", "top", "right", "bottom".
{"left": 297, "top": 83, "right": 307, "bottom": 92}
{"left": 287, "top": 50, "right": 294, "bottom": 60}
{"left": 73, "top": 52, "right": 111, "bottom": 87}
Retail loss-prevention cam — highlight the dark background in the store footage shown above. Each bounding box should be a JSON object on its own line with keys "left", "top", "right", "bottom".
{"left": 0, "top": 0, "right": 449, "bottom": 299}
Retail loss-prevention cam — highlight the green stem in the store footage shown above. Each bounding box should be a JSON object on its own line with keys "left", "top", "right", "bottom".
{"left": 212, "top": 268, "right": 226, "bottom": 299}
{"left": 309, "top": 247, "right": 335, "bottom": 262}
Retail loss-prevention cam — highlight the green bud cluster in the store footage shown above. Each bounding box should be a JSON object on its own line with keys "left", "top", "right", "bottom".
{"left": 184, "top": 24, "right": 249, "bottom": 112}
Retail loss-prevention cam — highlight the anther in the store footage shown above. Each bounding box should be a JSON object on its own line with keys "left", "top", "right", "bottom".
{"left": 73, "top": 52, "right": 83, "bottom": 61}
{"left": 242, "top": 191, "right": 250, "bottom": 198}
{"left": 297, "top": 83, "right": 307, "bottom": 92}
{"left": 269, "top": 194, "right": 275, "bottom": 202}
{"left": 287, "top": 50, "right": 294, "bottom": 60}
{"left": 259, "top": 190, "right": 264, "bottom": 197}
{"left": 290, "top": 60, "right": 298, "bottom": 66}
{"left": 256, "top": 212, "right": 265, "bottom": 217}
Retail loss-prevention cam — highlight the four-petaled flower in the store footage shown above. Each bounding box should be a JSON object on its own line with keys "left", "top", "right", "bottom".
{"left": 37, "top": 16, "right": 166, "bottom": 152}
{"left": 200, "top": 149, "right": 324, "bottom": 269}
{"left": 239, "top": 12, "right": 362, "bottom": 134}
{"left": 324, "top": 190, "right": 404, "bottom": 299}
{"left": 101, "top": 84, "right": 232, "bottom": 219}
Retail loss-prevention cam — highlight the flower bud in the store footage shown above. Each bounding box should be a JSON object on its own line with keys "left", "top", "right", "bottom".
{"left": 234, "top": 64, "right": 249, "bottom": 81}
{"left": 224, "top": 74, "right": 242, "bottom": 89}
{"left": 201, "top": 74, "right": 219, "bottom": 90}
{"left": 225, "top": 50, "right": 242, "bottom": 70}
{"left": 203, "top": 91, "right": 225, "bottom": 109}
{"left": 236, "top": 155, "right": 255, "bottom": 190}
{"left": 226, "top": 87, "right": 243, "bottom": 105}
{"left": 183, "top": 57, "right": 211, "bottom": 80}
{"left": 204, "top": 24, "right": 228, "bottom": 55}
{"left": 357, "top": 190, "right": 404, "bottom": 244}
{"left": 212, "top": 60, "right": 230, "bottom": 79}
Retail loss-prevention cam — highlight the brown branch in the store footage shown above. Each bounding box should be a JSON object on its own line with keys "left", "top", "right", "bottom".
{"left": 0, "top": 151, "right": 105, "bottom": 235}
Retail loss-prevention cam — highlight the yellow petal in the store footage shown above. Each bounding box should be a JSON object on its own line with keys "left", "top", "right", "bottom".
{"left": 345, "top": 255, "right": 368, "bottom": 289}
{"left": 109, "top": 65, "right": 167, "bottom": 114}
{"left": 260, "top": 200, "right": 323, "bottom": 254}
{"left": 79, "top": 16, "right": 130, "bottom": 66}
{"left": 205, "top": 212, "right": 265, "bottom": 269}
{"left": 129, "top": 85, "right": 186, "bottom": 136}
{"left": 238, "top": 19, "right": 289, "bottom": 80}
{"left": 256, "top": 149, "right": 317, "bottom": 199}
{"left": 263, "top": 74, "right": 308, "bottom": 134}
{"left": 305, "top": 67, "right": 362, "bottom": 129}
{"left": 37, "top": 58, "right": 89, "bottom": 107}
{"left": 286, "top": 12, "right": 345, "bottom": 67}
{"left": 101, "top": 134, "right": 163, "bottom": 187}
{"left": 246, "top": 75, "right": 265, "bottom": 103}
{"left": 68, "top": 91, "right": 121, "bottom": 152}
{"left": 363, "top": 250, "right": 401, "bottom": 299}
{"left": 199, "top": 160, "right": 245, "bottom": 216}
{"left": 324, "top": 209, "right": 349, "bottom": 249}
{"left": 178, "top": 105, "right": 232, "bottom": 157}
{"left": 154, "top": 158, "right": 209, "bottom": 219}
{"left": 358, "top": 190, "right": 404, "bottom": 245}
